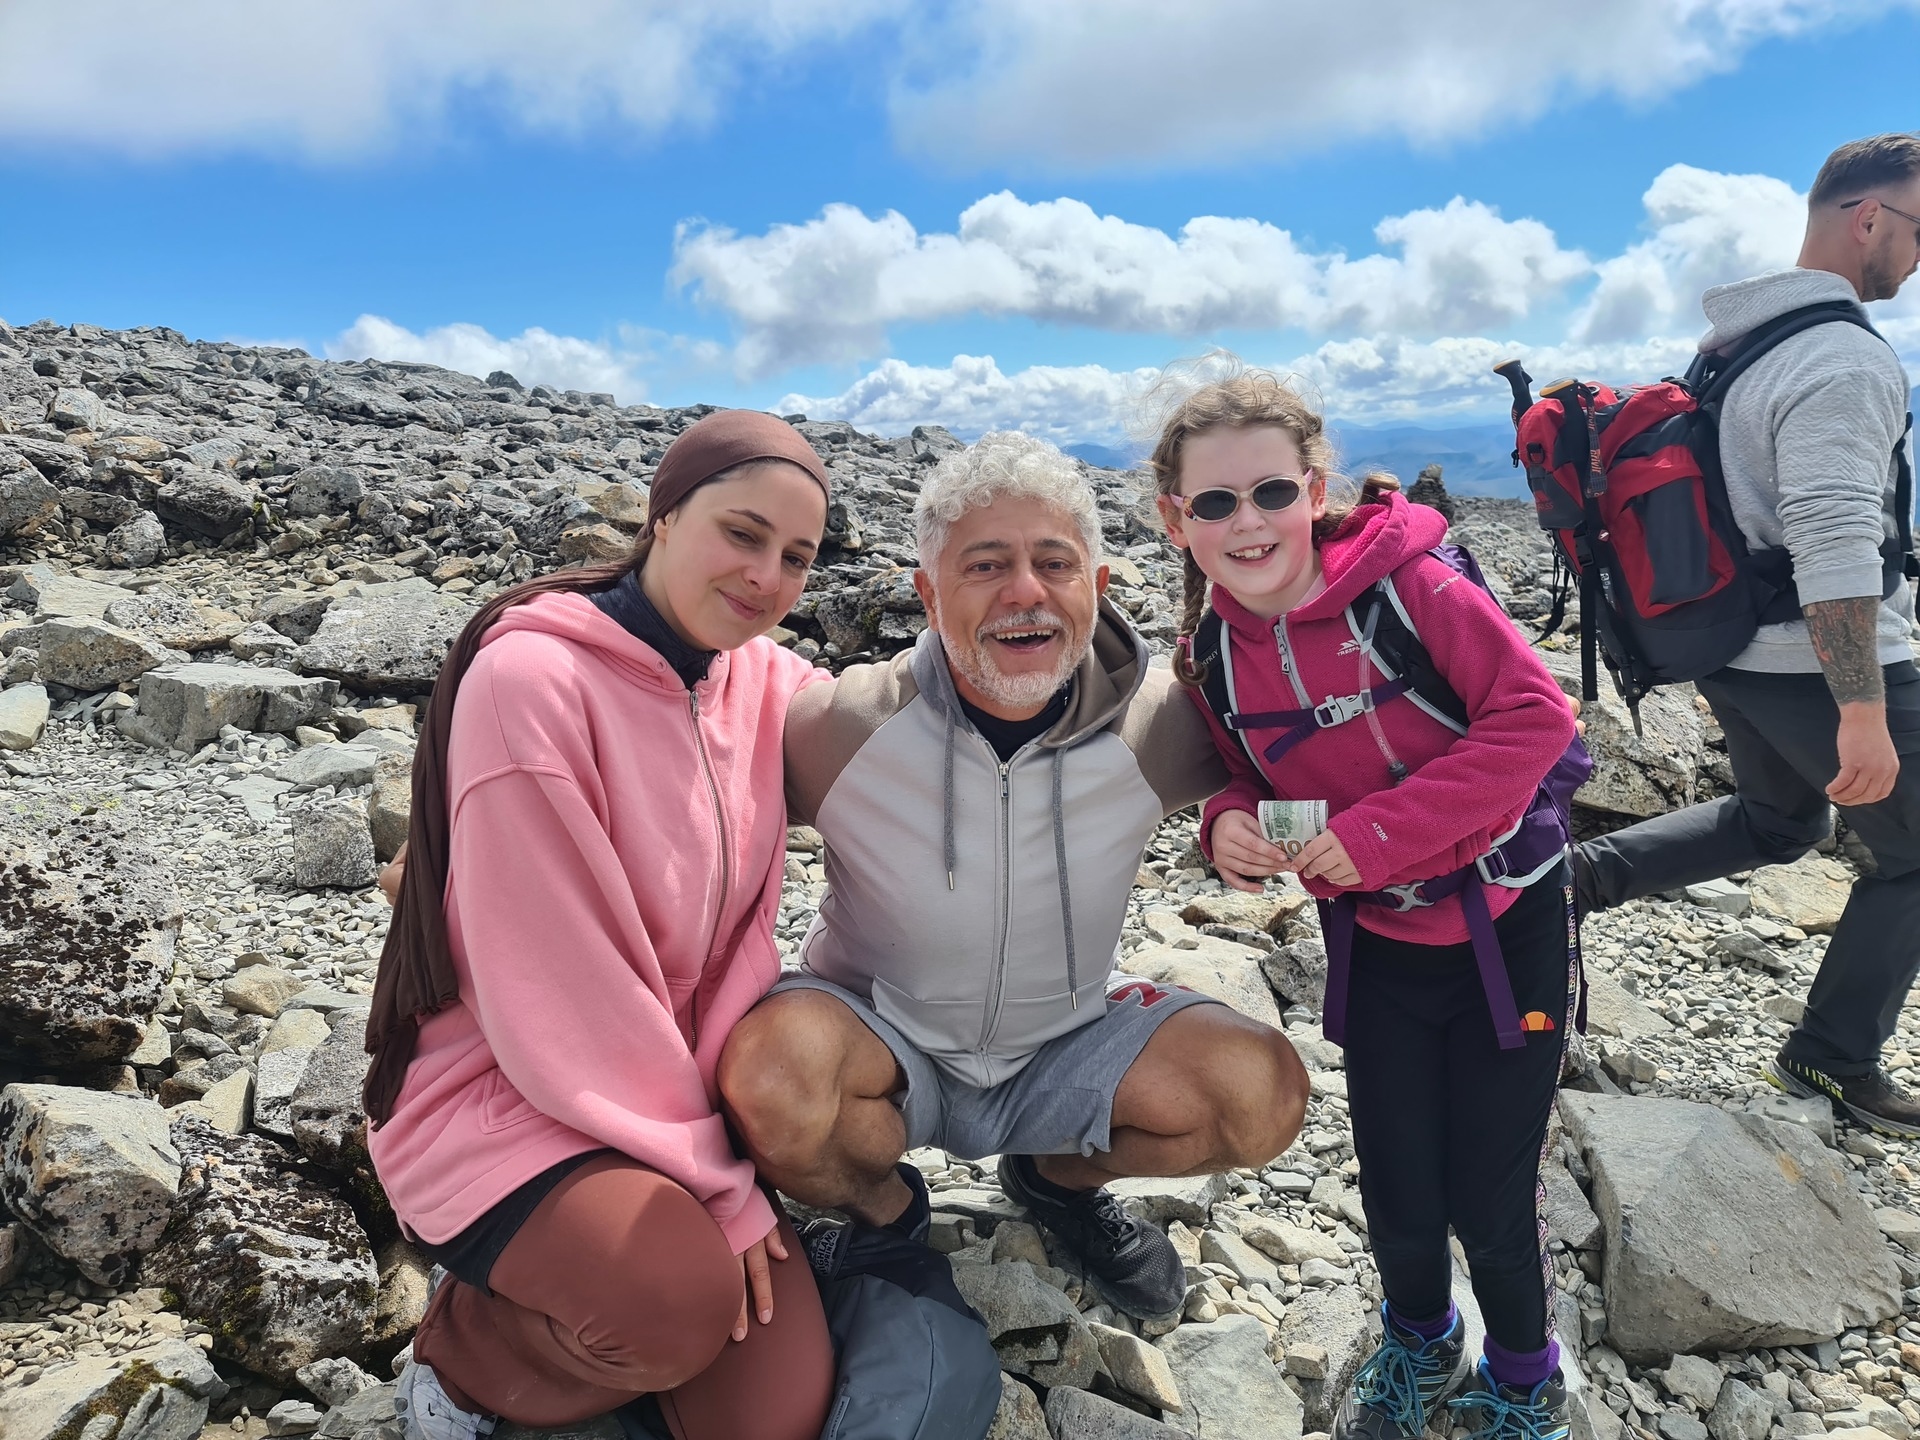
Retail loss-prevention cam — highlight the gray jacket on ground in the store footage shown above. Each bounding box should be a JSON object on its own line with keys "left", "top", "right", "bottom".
{"left": 1702, "top": 267, "right": 1915, "bottom": 672}
{"left": 784, "top": 602, "right": 1228, "bottom": 1088}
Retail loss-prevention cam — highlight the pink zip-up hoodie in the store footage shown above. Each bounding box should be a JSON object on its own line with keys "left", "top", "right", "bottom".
{"left": 1196, "top": 492, "right": 1576, "bottom": 945}
{"left": 367, "top": 591, "right": 826, "bottom": 1256}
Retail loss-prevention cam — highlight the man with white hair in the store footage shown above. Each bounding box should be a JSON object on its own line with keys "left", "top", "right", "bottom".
{"left": 720, "top": 431, "right": 1308, "bottom": 1319}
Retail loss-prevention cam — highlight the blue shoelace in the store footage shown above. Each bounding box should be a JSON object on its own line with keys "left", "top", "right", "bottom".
{"left": 1448, "top": 1363, "right": 1569, "bottom": 1440}
{"left": 1351, "top": 1310, "right": 1458, "bottom": 1431}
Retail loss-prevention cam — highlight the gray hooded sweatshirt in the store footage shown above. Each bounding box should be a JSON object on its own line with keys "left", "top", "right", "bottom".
{"left": 784, "top": 602, "right": 1227, "bottom": 1088}
{"left": 1700, "top": 267, "right": 1914, "bottom": 672}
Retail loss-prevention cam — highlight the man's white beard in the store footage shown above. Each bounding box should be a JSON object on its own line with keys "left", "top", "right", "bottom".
{"left": 944, "top": 608, "right": 1086, "bottom": 712}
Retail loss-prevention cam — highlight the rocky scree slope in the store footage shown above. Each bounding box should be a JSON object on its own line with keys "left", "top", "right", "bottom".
{"left": 0, "top": 319, "right": 1916, "bottom": 1440}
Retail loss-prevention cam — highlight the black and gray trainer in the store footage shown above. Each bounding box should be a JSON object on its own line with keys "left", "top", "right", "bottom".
{"left": 1332, "top": 1303, "right": 1467, "bottom": 1440}
{"left": 1449, "top": 1360, "right": 1570, "bottom": 1440}
{"left": 1767, "top": 1051, "right": 1920, "bottom": 1139}
{"left": 995, "top": 1155, "right": 1186, "bottom": 1320}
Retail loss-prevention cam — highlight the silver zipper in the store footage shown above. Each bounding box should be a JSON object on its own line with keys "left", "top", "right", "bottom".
{"left": 688, "top": 690, "right": 731, "bottom": 1011}
{"left": 1273, "top": 616, "right": 1313, "bottom": 706}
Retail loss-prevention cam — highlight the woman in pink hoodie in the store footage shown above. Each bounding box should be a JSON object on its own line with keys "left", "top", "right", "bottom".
{"left": 364, "top": 411, "right": 835, "bottom": 1440}
{"left": 1150, "top": 366, "right": 1582, "bottom": 1440}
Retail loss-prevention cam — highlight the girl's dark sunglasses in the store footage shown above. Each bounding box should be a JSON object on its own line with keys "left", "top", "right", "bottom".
{"left": 1177, "top": 473, "right": 1309, "bottom": 523}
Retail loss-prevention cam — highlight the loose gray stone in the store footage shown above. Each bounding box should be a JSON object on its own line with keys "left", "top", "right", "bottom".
{"left": 1559, "top": 1091, "right": 1901, "bottom": 1361}
{"left": 0, "top": 1083, "right": 181, "bottom": 1285}
{"left": 0, "top": 1338, "right": 226, "bottom": 1440}
{"left": 0, "top": 680, "right": 49, "bottom": 748}
{"left": 144, "top": 1117, "right": 378, "bottom": 1385}
{"left": 1156, "top": 1314, "right": 1303, "bottom": 1440}
{"left": 292, "top": 801, "right": 378, "bottom": 889}
{"left": 1045, "top": 1386, "right": 1186, "bottom": 1439}
{"left": 1274, "top": 1283, "right": 1375, "bottom": 1432}
{"left": 1707, "top": 1379, "right": 1777, "bottom": 1440}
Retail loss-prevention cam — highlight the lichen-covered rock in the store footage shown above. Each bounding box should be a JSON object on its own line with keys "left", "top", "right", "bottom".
{"left": 143, "top": 1117, "right": 378, "bottom": 1385}
{"left": 0, "top": 805, "right": 182, "bottom": 1066}
{"left": 0, "top": 1337, "right": 227, "bottom": 1440}
{"left": 292, "top": 801, "right": 378, "bottom": 890}
{"left": 293, "top": 580, "right": 475, "bottom": 692}
{"left": 0, "top": 1083, "right": 181, "bottom": 1285}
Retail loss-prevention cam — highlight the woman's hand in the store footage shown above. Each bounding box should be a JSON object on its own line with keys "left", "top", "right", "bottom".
{"left": 734, "top": 1219, "right": 788, "bottom": 1341}
{"left": 378, "top": 842, "right": 408, "bottom": 907}
{"left": 1208, "top": 809, "right": 1292, "bottom": 893}
{"left": 1292, "top": 830, "right": 1360, "bottom": 888}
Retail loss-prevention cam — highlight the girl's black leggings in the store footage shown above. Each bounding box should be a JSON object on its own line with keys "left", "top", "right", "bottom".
{"left": 1342, "top": 866, "right": 1576, "bottom": 1354}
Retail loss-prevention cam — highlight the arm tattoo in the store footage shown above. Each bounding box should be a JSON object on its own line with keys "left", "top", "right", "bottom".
{"left": 1803, "top": 596, "right": 1886, "bottom": 706}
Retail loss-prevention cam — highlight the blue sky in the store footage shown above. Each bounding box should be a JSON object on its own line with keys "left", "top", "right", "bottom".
{"left": 1, "top": 1, "right": 1917, "bottom": 446}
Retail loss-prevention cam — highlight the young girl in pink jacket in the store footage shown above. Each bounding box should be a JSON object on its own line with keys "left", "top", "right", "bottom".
{"left": 366, "top": 411, "right": 835, "bottom": 1440}
{"left": 1152, "top": 366, "right": 1582, "bottom": 1440}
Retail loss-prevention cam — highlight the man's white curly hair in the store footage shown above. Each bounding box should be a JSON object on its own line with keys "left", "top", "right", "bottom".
{"left": 913, "top": 431, "right": 1103, "bottom": 570}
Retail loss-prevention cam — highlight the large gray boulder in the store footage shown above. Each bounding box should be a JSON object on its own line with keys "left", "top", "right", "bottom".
{"left": 126, "top": 661, "right": 336, "bottom": 750}
{"left": 153, "top": 468, "right": 258, "bottom": 539}
{"left": 0, "top": 806, "right": 182, "bottom": 1065}
{"left": 293, "top": 580, "right": 475, "bottom": 691}
{"left": 35, "top": 616, "right": 176, "bottom": 690}
{"left": 1559, "top": 1091, "right": 1901, "bottom": 1360}
{"left": 0, "top": 465, "right": 59, "bottom": 536}
{"left": 0, "top": 1337, "right": 227, "bottom": 1440}
{"left": 1156, "top": 1314, "right": 1303, "bottom": 1440}
{"left": 0, "top": 1084, "right": 181, "bottom": 1285}
{"left": 1541, "top": 650, "right": 1705, "bottom": 818}
{"left": 143, "top": 1118, "right": 378, "bottom": 1385}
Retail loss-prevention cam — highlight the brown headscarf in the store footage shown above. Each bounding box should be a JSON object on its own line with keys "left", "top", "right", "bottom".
{"left": 363, "top": 410, "right": 830, "bottom": 1125}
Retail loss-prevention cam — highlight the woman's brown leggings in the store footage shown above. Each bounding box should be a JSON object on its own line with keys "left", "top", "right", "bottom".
{"left": 412, "top": 1153, "right": 834, "bottom": 1439}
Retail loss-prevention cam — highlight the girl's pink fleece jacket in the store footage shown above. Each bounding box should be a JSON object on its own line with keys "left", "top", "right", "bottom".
{"left": 367, "top": 591, "right": 825, "bottom": 1256}
{"left": 1195, "top": 492, "right": 1576, "bottom": 945}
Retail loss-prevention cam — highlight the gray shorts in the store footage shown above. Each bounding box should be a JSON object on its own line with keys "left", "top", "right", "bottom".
{"left": 771, "top": 972, "right": 1220, "bottom": 1160}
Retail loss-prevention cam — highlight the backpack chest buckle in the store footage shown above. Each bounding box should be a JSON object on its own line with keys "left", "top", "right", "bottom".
{"left": 1313, "top": 691, "right": 1375, "bottom": 728}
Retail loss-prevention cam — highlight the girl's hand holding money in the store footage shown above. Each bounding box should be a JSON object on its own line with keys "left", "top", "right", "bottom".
{"left": 1208, "top": 809, "right": 1292, "bottom": 893}
{"left": 1291, "top": 830, "right": 1360, "bottom": 887}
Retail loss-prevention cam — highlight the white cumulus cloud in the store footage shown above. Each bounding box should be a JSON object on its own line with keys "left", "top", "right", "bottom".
{"left": 675, "top": 192, "right": 1590, "bottom": 375}
{"left": 0, "top": 0, "right": 900, "bottom": 157}
{"left": 324, "top": 315, "right": 673, "bottom": 402}
{"left": 888, "top": 0, "right": 1917, "bottom": 171}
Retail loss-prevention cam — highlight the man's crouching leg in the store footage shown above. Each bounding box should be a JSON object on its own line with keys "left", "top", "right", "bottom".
{"left": 719, "top": 987, "right": 916, "bottom": 1228}
{"left": 1039, "top": 1003, "right": 1307, "bottom": 1191}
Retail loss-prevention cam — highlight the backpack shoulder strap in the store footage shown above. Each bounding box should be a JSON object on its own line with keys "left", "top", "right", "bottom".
{"left": 1689, "top": 300, "right": 1871, "bottom": 408}
{"left": 1191, "top": 610, "right": 1263, "bottom": 769}
{"left": 1347, "top": 561, "right": 1471, "bottom": 735}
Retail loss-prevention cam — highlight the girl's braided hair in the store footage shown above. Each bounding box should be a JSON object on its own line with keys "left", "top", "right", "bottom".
{"left": 1143, "top": 356, "right": 1399, "bottom": 686}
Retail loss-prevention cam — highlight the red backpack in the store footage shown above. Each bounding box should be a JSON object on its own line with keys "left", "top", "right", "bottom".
{"left": 1497, "top": 300, "right": 1914, "bottom": 726}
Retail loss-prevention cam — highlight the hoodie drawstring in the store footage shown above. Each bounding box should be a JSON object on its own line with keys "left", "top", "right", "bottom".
{"left": 943, "top": 705, "right": 958, "bottom": 889}
{"left": 1052, "top": 747, "right": 1079, "bottom": 1008}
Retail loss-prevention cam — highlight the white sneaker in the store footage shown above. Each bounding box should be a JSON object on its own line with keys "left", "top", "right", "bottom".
{"left": 394, "top": 1359, "right": 496, "bottom": 1440}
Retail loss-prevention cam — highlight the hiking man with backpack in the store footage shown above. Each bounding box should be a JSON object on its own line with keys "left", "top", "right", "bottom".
{"left": 1577, "top": 132, "right": 1920, "bottom": 1137}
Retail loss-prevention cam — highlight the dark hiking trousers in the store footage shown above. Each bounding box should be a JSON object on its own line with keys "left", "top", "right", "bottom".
{"left": 1581, "top": 661, "right": 1920, "bottom": 1077}
{"left": 1344, "top": 868, "right": 1577, "bottom": 1354}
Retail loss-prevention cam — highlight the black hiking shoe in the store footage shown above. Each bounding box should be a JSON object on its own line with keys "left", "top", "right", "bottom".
{"left": 1331, "top": 1304, "right": 1468, "bottom": 1440}
{"left": 995, "top": 1155, "right": 1186, "bottom": 1320}
{"left": 1767, "top": 1051, "right": 1920, "bottom": 1139}
{"left": 1449, "top": 1360, "right": 1570, "bottom": 1440}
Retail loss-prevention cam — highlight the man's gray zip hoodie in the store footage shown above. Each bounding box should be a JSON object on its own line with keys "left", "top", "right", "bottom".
{"left": 1701, "top": 267, "right": 1915, "bottom": 671}
{"left": 783, "top": 601, "right": 1227, "bottom": 1088}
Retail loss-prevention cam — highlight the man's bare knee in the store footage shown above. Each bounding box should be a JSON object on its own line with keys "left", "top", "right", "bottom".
{"left": 1207, "top": 1024, "right": 1309, "bottom": 1170}
{"left": 718, "top": 991, "right": 852, "bottom": 1167}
